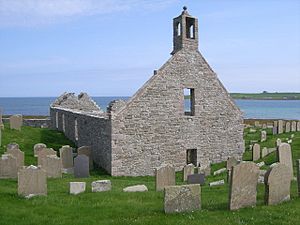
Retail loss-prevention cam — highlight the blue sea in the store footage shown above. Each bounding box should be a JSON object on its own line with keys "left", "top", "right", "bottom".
{"left": 0, "top": 97, "right": 299, "bottom": 120}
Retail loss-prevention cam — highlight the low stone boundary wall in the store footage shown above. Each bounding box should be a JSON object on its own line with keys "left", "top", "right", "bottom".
{"left": 2, "top": 118, "right": 51, "bottom": 128}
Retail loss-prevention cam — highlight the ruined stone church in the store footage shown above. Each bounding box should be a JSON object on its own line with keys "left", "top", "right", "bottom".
{"left": 50, "top": 8, "right": 244, "bottom": 176}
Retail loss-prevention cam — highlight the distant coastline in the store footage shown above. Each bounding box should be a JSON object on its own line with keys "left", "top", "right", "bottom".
{"left": 229, "top": 92, "right": 300, "bottom": 100}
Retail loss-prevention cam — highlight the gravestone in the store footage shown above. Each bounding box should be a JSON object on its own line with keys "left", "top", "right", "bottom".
{"left": 273, "top": 120, "right": 278, "bottom": 127}
{"left": 77, "top": 146, "right": 93, "bottom": 169}
{"left": 297, "top": 160, "right": 300, "bottom": 197}
{"left": 278, "top": 143, "right": 293, "bottom": 178}
{"left": 262, "top": 147, "right": 268, "bottom": 158}
{"left": 0, "top": 154, "right": 17, "bottom": 178}
{"left": 34, "top": 143, "right": 47, "bottom": 157}
{"left": 123, "top": 185, "right": 148, "bottom": 192}
{"left": 60, "top": 145, "right": 74, "bottom": 171}
{"left": 297, "top": 121, "right": 300, "bottom": 131}
{"left": 155, "top": 165, "right": 175, "bottom": 191}
{"left": 285, "top": 122, "right": 291, "bottom": 133}
{"left": 291, "top": 121, "right": 296, "bottom": 132}
{"left": 91, "top": 180, "right": 111, "bottom": 192}
{"left": 198, "top": 158, "right": 211, "bottom": 176}
{"left": 261, "top": 130, "right": 267, "bottom": 142}
{"left": 226, "top": 157, "right": 239, "bottom": 182}
{"left": 229, "top": 162, "right": 259, "bottom": 210}
{"left": 164, "top": 184, "right": 201, "bottom": 213}
{"left": 183, "top": 164, "right": 194, "bottom": 181}
{"left": 18, "top": 165, "right": 47, "bottom": 197}
{"left": 252, "top": 143, "right": 260, "bottom": 161}
{"left": 254, "top": 121, "right": 260, "bottom": 127}
{"left": 187, "top": 173, "right": 205, "bottom": 185}
{"left": 278, "top": 120, "right": 283, "bottom": 134}
{"left": 44, "top": 155, "right": 62, "bottom": 178}
{"left": 272, "top": 126, "right": 278, "bottom": 135}
{"left": 7, "top": 143, "right": 19, "bottom": 151}
{"left": 74, "top": 155, "right": 89, "bottom": 178}
{"left": 262, "top": 124, "right": 267, "bottom": 129}
{"left": 214, "top": 168, "right": 226, "bottom": 175}
{"left": 70, "top": 182, "right": 86, "bottom": 195}
{"left": 6, "top": 148, "right": 24, "bottom": 170}
{"left": 9, "top": 114, "right": 22, "bottom": 131}
{"left": 37, "top": 148, "right": 57, "bottom": 167}
{"left": 209, "top": 180, "right": 225, "bottom": 186}
{"left": 276, "top": 138, "right": 281, "bottom": 147}
{"left": 265, "top": 163, "right": 291, "bottom": 205}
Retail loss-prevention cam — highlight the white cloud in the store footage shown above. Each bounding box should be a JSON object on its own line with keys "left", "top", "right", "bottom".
{"left": 0, "top": 0, "right": 177, "bottom": 27}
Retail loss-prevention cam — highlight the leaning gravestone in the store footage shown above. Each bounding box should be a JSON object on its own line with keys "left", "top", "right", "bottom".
{"left": 77, "top": 146, "right": 93, "bottom": 169}
{"left": 277, "top": 143, "right": 293, "bottom": 178}
{"left": 229, "top": 162, "right": 259, "bottom": 210}
{"left": 6, "top": 148, "right": 24, "bottom": 170}
{"left": 18, "top": 165, "right": 47, "bottom": 197}
{"left": 34, "top": 143, "right": 47, "bottom": 157}
{"left": 252, "top": 143, "right": 260, "bottom": 161}
{"left": 265, "top": 163, "right": 291, "bottom": 205}
{"left": 37, "top": 148, "right": 57, "bottom": 167}
{"left": 155, "top": 165, "right": 175, "bottom": 191}
{"left": 0, "top": 154, "right": 17, "bottom": 178}
{"left": 44, "top": 155, "right": 62, "bottom": 178}
{"left": 164, "top": 184, "right": 201, "bottom": 214}
{"left": 183, "top": 164, "right": 194, "bottom": 182}
{"left": 285, "top": 122, "right": 291, "bottom": 133}
{"left": 74, "top": 155, "right": 89, "bottom": 178}
{"left": 187, "top": 173, "right": 205, "bottom": 186}
{"left": 278, "top": 120, "right": 283, "bottom": 134}
{"left": 297, "top": 121, "right": 300, "bottom": 131}
{"left": 261, "top": 130, "right": 267, "bottom": 142}
{"left": 60, "top": 145, "right": 74, "bottom": 173}
{"left": 291, "top": 121, "right": 296, "bottom": 132}
{"left": 297, "top": 160, "right": 300, "bottom": 197}
{"left": 9, "top": 114, "right": 23, "bottom": 131}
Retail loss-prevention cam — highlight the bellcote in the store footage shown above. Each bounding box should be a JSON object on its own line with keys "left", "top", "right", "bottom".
{"left": 171, "top": 6, "right": 199, "bottom": 55}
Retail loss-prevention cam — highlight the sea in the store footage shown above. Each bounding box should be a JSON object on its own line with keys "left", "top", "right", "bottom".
{"left": 0, "top": 97, "right": 299, "bottom": 120}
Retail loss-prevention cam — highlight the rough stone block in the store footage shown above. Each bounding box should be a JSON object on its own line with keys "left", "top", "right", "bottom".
{"left": 123, "top": 184, "right": 148, "bottom": 192}
{"left": 92, "top": 180, "right": 111, "bottom": 192}
{"left": 70, "top": 182, "right": 86, "bottom": 195}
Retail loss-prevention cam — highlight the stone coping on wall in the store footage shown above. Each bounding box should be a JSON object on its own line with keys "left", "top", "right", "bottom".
{"left": 50, "top": 106, "right": 108, "bottom": 119}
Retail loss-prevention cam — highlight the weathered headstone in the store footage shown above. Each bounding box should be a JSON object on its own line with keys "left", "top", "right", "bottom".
{"left": 34, "top": 143, "right": 47, "bottom": 157}
{"left": 261, "top": 130, "right": 267, "bottom": 142}
{"left": 198, "top": 158, "right": 211, "bottom": 176}
{"left": 262, "top": 124, "right": 267, "bottom": 129}
{"left": 37, "top": 148, "right": 57, "bottom": 167}
{"left": 91, "top": 180, "right": 111, "bottom": 192}
{"left": 226, "top": 157, "right": 239, "bottom": 183}
{"left": 44, "top": 155, "right": 62, "bottom": 178}
{"left": 70, "top": 182, "right": 86, "bottom": 195}
{"left": 297, "top": 159, "right": 300, "bottom": 197}
{"left": 183, "top": 163, "right": 194, "bottom": 181}
{"left": 123, "top": 185, "right": 148, "bottom": 192}
{"left": 187, "top": 173, "right": 205, "bottom": 185}
{"left": 0, "top": 154, "right": 17, "bottom": 178}
{"left": 252, "top": 143, "right": 260, "bottom": 161}
{"left": 254, "top": 121, "right": 260, "bottom": 127}
{"left": 6, "top": 148, "right": 24, "bottom": 170}
{"left": 276, "top": 138, "right": 281, "bottom": 147}
{"left": 265, "top": 163, "right": 291, "bottom": 205}
{"left": 60, "top": 145, "right": 74, "bottom": 172}
{"left": 277, "top": 143, "right": 293, "bottom": 178}
{"left": 7, "top": 143, "right": 19, "bottom": 151}
{"left": 278, "top": 120, "right": 283, "bottom": 134}
{"left": 77, "top": 146, "right": 93, "bottom": 169}
{"left": 285, "top": 122, "right": 291, "bottom": 133}
{"left": 155, "top": 165, "right": 175, "bottom": 191}
{"left": 229, "top": 162, "right": 259, "bottom": 210}
{"left": 272, "top": 126, "right": 278, "bottom": 135}
{"left": 9, "top": 114, "right": 22, "bottom": 130}
{"left": 18, "top": 165, "right": 47, "bottom": 197}
{"left": 74, "top": 155, "right": 89, "bottom": 178}
{"left": 291, "top": 121, "right": 296, "bottom": 132}
{"left": 297, "top": 121, "right": 300, "bottom": 131}
{"left": 164, "top": 184, "right": 201, "bottom": 213}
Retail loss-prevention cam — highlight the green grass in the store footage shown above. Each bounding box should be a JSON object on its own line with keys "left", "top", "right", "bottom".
{"left": 230, "top": 92, "right": 300, "bottom": 100}
{"left": 0, "top": 124, "right": 300, "bottom": 225}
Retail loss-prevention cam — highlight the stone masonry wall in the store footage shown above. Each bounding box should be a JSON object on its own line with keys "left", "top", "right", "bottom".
{"left": 50, "top": 107, "right": 112, "bottom": 173}
{"left": 110, "top": 49, "right": 244, "bottom": 176}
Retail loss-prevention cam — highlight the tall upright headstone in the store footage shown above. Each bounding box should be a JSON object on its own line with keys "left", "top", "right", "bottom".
{"left": 277, "top": 143, "right": 293, "bottom": 178}
{"left": 285, "top": 122, "right": 291, "bottom": 133}
{"left": 183, "top": 164, "right": 194, "bottom": 181}
{"left": 297, "top": 121, "right": 300, "bottom": 132}
{"left": 155, "top": 165, "right": 175, "bottom": 191}
{"left": 265, "top": 163, "right": 291, "bottom": 205}
{"left": 9, "top": 114, "right": 23, "bottom": 131}
{"left": 34, "top": 143, "right": 47, "bottom": 157}
{"left": 229, "top": 162, "right": 259, "bottom": 210}
{"left": 59, "top": 145, "right": 74, "bottom": 172}
{"left": 44, "top": 155, "right": 62, "bottom": 178}
{"left": 261, "top": 130, "right": 267, "bottom": 142}
{"left": 74, "top": 155, "right": 89, "bottom": 178}
{"left": 6, "top": 148, "right": 24, "bottom": 170}
{"left": 252, "top": 143, "right": 260, "bottom": 161}
{"left": 291, "top": 121, "right": 296, "bottom": 132}
{"left": 272, "top": 126, "right": 278, "bottom": 135}
{"left": 18, "top": 165, "right": 47, "bottom": 197}
{"left": 37, "top": 148, "right": 57, "bottom": 167}
{"left": 0, "top": 154, "right": 17, "bottom": 178}
{"left": 77, "top": 146, "right": 93, "bottom": 169}
{"left": 278, "top": 120, "right": 283, "bottom": 134}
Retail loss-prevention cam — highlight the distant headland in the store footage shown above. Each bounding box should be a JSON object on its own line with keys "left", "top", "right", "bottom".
{"left": 230, "top": 92, "right": 300, "bottom": 100}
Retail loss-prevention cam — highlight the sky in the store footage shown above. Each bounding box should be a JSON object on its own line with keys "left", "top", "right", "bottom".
{"left": 0, "top": 0, "right": 299, "bottom": 97}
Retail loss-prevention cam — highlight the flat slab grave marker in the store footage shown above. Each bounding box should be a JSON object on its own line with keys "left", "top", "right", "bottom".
{"left": 229, "top": 162, "right": 259, "bottom": 210}
{"left": 164, "top": 184, "right": 201, "bottom": 214}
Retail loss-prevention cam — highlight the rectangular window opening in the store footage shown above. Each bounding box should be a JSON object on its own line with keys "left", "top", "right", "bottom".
{"left": 186, "top": 149, "right": 197, "bottom": 166}
{"left": 75, "top": 118, "right": 78, "bottom": 141}
{"left": 184, "top": 88, "right": 195, "bottom": 116}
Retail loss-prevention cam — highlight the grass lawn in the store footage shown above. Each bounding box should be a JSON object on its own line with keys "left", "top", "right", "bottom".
{"left": 0, "top": 123, "right": 300, "bottom": 225}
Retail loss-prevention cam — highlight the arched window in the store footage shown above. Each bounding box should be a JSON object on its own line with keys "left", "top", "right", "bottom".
{"left": 177, "top": 22, "right": 181, "bottom": 36}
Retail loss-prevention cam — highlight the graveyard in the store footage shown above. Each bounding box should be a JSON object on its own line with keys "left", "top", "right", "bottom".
{"left": 0, "top": 121, "right": 300, "bottom": 225}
